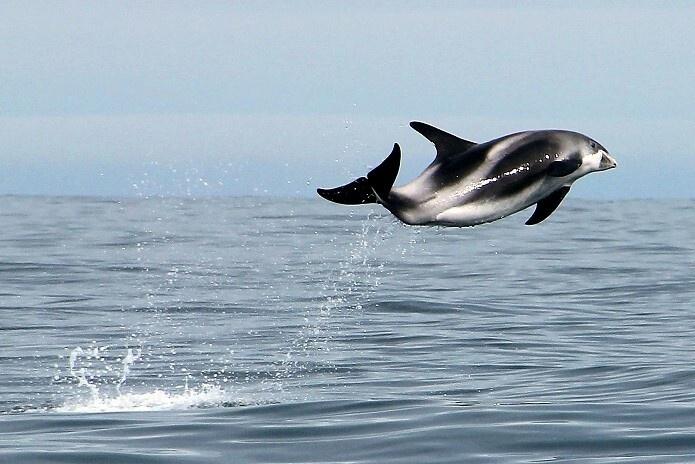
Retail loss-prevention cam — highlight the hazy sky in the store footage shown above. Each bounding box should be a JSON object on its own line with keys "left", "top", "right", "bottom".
{"left": 1, "top": 1, "right": 693, "bottom": 198}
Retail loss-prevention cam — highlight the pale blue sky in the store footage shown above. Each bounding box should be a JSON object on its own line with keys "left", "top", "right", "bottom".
{"left": 1, "top": 1, "right": 693, "bottom": 198}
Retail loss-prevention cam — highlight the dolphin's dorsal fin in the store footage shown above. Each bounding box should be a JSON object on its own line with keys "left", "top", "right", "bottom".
{"left": 525, "top": 186, "right": 571, "bottom": 225}
{"left": 410, "top": 121, "right": 476, "bottom": 161}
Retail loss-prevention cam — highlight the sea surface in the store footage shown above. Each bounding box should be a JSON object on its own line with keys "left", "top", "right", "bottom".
{"left": 1, "top": 196, "right": 694, "bottom": 463}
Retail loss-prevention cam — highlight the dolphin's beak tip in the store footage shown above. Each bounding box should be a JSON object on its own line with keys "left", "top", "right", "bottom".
{"left": 600, "top": 152, "right": 617, "bottom": 170}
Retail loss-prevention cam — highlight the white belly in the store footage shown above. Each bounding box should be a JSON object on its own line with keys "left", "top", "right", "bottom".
{"left": 434, "top": 198, "right": 530, "bottom": 226}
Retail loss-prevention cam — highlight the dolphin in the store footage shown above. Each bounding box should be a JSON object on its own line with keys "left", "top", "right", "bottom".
{"left": 317, "top": 121, "right": 617, "bottom": 226}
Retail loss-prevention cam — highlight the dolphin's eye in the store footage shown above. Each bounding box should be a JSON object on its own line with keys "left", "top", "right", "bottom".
{"left": 590, "top": 142, "right": 596, "bottom": 149}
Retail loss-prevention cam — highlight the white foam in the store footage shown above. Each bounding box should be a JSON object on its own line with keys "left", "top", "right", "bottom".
{"left": 56, "top": 384, "right": 228, "bottom": 413}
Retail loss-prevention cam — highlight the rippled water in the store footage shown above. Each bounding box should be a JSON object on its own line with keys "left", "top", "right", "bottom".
{"left": 1, "top": 196, "right": 694, "bottom": 463}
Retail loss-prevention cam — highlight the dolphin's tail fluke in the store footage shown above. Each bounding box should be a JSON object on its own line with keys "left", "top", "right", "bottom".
{"left": 317, "top": 143, "right": 401, "bottom": 205}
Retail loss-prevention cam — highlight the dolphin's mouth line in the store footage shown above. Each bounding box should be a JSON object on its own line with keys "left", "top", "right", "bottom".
{"left": 599, "top": 152, "right": 618, "bottom": 171}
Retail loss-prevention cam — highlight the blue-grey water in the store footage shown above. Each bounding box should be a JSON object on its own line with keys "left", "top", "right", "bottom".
{"left": 1, "top": 196, "right": 694, "bottom": 463}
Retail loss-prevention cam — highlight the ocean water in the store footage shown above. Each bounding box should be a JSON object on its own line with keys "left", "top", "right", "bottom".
{"left": 1, "top": 195, "right": 694, "bottom": 463}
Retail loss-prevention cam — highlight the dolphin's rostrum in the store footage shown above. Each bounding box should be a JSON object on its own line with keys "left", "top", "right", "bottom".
{"left": 317, "top": 122, "right": 617, "bottom": 227}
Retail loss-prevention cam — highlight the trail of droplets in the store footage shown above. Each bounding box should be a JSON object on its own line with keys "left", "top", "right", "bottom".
{"left": 280, "top": 213, "right": 396, "bottom": 385}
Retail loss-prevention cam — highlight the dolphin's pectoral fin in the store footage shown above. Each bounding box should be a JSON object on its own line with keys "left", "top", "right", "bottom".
{"left": 409, "top": 121, "right": 476, "bottom": 161}
{"left": 548, "top": 159, "right": 582, "bottom": 177}
{"left": 525, "top": 186, "right": 571, "bottom": 225}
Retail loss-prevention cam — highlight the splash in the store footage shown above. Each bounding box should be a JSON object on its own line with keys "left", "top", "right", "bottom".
{"left": 67, "top": 345, "right": 142, "bottom": 394}
{"left": 57, "top": 345, "right": 277, "bottom": 413}
{"left": 116, "top": 347, "right": 141, "bottom": 394}
{"left": 61, "top": 345, "right": 218, "bottom": 413}
{"left": 68, "top": 346, "right": 101, "bottom": 401}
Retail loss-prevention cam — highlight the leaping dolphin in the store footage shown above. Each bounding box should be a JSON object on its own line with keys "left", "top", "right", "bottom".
{"left": 317, "top": 122, "right": 617, "bottom": 226}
